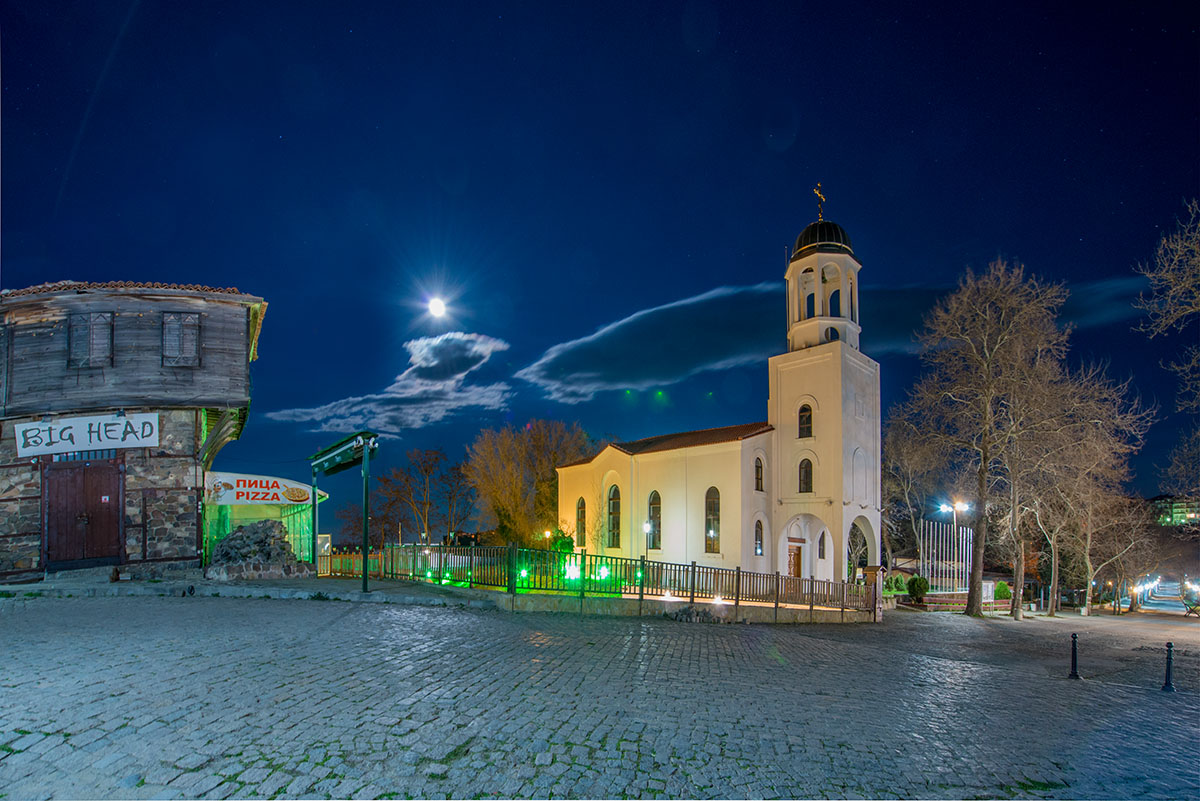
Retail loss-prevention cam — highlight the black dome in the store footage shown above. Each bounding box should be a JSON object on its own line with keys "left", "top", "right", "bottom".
{"left": 792, "top": 220, "right": 853, "bottom": 258}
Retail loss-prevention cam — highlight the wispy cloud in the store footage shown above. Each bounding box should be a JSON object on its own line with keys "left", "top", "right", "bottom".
{"left": 518, "top": 275, "right": 1148, "bottom": 403}
{"left": 516, "top": 284, "right": 781, "bottom": 402}
{"left": 268, "top": 332, "right": 511, "bottom": 436}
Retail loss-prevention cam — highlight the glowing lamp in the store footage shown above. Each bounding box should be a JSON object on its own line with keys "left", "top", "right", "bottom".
{"left": 565, "top": 564, "right": 581, "bottom": 580}
{"left": 598, "top": 566, "right": 610, "bottom": 580}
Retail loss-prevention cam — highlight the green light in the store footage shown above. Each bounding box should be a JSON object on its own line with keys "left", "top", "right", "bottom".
{"left": 625, "top": 389, "right": 631, "bottom": 395}
{"left": 655, "top": 391, "right": 663, "bottom": 398}
{"left": 520, "top": 569, "right": 528, "bottom": 578}
{"left": 425, "top": 570, "right": 432, "bottom": 579}
{"left": 636, "top": 571, "right": 642, "bottom": 579}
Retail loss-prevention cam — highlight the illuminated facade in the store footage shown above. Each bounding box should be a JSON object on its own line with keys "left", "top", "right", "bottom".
{"left": 557, "top": 219, "right": 882, "bottom": 584}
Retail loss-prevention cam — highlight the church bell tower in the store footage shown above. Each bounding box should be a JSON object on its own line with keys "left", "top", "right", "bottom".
{"left": 767, "top": 195, "right": 881, "bottom": 590}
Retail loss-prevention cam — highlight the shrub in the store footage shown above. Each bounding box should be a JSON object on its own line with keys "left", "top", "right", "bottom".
{"left": 994, "top": 581, "right": 1012, "bottom": 600}
{"left": 907, "top": 575, "right": 930, "bottom": 602}
{"left": 888, "top": 574, "right": 908, "bottom": 592}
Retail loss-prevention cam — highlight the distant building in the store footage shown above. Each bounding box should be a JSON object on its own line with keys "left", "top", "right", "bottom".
{"left": 1150, "top": 495, "right": 1200, "bottom": 528}
{"left": 0, "top": 281, "right": 265, "bottom": 579}
{"left": 557, "top": 218, "right": 882, "bottom": 585}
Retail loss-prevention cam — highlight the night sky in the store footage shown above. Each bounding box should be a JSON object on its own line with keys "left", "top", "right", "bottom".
{"left": 3, "top": 2, "right": 1196, "bottom": 511}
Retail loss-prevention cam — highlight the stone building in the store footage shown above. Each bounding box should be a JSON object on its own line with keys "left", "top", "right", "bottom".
{"left": 0, "top": 281, "right": 265, "bottom": 579}
{"left": 557, "top": 218, "right": 882, "bottom": 585}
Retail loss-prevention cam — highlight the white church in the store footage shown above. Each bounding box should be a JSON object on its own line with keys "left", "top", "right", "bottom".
{"left": 556, "top": 216, "right": 882, "bottom": 585}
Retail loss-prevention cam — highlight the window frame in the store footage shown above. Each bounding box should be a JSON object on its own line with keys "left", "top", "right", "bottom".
{"left": 798, "top": 405, "right": 813, "bottom": 438}
{"left": 646, "top": 490, "right": 661, "bottom": 550}
{"left": 754, "top": 457, "right": 764, "bottom": 492}
{"left": 606, "top": 485, "right": 621, "bottom": 549}
{"left": 704, "top": 487, "right": 720, "bottom": 554}
{"left": 162, "top": 311, "right": 202, "bottom": 368}
{"left": 754, "top": 520, "right": 763, "bottom": 556}
{"left": 67, "top": 312, "right": 113, "bottom": 368}
{"left": 576, "top": 497, "right": 587, "bottom": 547}
{"left": 799, "top": 459, "right": 813, "bottom": 493}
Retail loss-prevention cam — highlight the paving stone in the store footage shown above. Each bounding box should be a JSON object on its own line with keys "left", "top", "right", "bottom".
{"left": 0, "top": 595, "right": 1196, "bottom": 800}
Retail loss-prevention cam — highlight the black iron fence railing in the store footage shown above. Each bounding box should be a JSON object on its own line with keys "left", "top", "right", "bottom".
{"left": 318, "top": 544, "right": 878, "bottom": 614}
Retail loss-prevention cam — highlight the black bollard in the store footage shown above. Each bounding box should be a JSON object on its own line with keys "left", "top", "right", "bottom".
{"left": 1069, "top": 632, "right": 1080, "bottom": 679}
{"left": 1162, "top": 642, "right": 1176, "bottom": 692}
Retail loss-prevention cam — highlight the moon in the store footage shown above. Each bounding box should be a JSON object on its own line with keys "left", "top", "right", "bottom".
{"left": 428, "top": 297, "right": 447, "bottom": 317}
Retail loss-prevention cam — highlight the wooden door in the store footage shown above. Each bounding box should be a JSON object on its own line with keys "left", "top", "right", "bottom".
{"left": 787, "top": 546, "right": 800, "bottom": 577}
{"left": 45, "top": 460, "right": 122, "bottom": 568}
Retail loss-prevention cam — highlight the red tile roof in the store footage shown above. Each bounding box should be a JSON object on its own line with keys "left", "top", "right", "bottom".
{"left": 560, "top": 421, "right": 773, "bottom": 467}
{"left": 0, "top": 280, "right": 252, "bottom": 298}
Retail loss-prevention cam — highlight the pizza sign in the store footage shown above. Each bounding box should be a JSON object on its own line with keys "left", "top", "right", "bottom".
{"left": 206, "top": 471, "right": 321, "bottom": 505}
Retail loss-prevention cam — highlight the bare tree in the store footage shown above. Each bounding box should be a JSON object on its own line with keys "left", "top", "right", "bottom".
{"left": 1135, "top": 198, "right": 1200, "bottom": 413}
{"left": 908, "top": 260, "right": 1069, "bottom": 615}
{"left": 376, "top": 449, "right": 447, "bottom": 544}
{"left": 882, "top": 413, "right": 946, "bottom": 571}
{"left": 466, "top": 420, "right": 594, "bottom": 546}
{"left": 442, "top": 462, "right": 476, "bottom": 535}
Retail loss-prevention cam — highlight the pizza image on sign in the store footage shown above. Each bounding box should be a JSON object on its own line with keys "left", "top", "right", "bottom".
{"left": 205, "top": 472, "right": 322, "bottom": 506}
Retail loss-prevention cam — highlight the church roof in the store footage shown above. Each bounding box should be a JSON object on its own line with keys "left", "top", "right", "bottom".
{"left": 792, "top": 220, "right": 854, "bottom": 258}
{"left": 561, "top": 421, "right": 774, "bottom": 467}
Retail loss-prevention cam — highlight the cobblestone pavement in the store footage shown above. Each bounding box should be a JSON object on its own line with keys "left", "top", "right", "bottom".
{"left": 1, "top": 596, "right": 1197, "bottom": 800}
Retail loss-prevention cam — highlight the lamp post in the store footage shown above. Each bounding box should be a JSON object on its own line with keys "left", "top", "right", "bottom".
{"left": 938, "top": 501, "right": 970, "bottom": 591}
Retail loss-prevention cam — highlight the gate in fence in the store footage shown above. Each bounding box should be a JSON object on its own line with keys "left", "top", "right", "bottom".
{"left": 318, "top": 543, "right": 878, "bottom": 616}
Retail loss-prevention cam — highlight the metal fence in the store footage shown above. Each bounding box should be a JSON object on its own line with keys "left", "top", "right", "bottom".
{"left": 318, "top": 544, "right": 878, "bottom": 614}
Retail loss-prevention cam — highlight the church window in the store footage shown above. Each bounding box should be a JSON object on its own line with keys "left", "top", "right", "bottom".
{"left": 606, "top": 486, "right": 621, "bottom": 548}
{"left": 798, "top": 405, "right": 812, "bottom": 438}
{"left": 576, "top": 498, "right": 586, "bottom": 547}
{"left": 754, "top": 521, "right": 763, "bottom": 556}
{"left": 647, "top": 491, "right": 661, "bottom": 550}
{"left": 818, "top": 531, "right": 826, "bottom": 559}
{"left": 799, "top": 459, "right": 813, "bottom": 493}
{"left": 754, "top": 458, "right": 763, "bottom": 492}
{"left": 805, "top": 293, "right": 815, "bottom": 318}
{"left": 826, "top": 327, "right": 839, "bottom": 342}
{"left": 829, "top": 289, "right": 841, "bottom": 317}
{"left": 704, "top": 487, "right": 720, "bottom": 553}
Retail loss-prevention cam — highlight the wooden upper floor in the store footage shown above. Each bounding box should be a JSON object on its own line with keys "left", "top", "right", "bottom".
{"left": 0, "top": 281, "right": 266, "bottom": 418}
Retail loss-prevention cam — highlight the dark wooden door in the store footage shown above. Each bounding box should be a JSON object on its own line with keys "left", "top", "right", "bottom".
{"left": 46, "top": 460, "right": 122, "bottom": 568}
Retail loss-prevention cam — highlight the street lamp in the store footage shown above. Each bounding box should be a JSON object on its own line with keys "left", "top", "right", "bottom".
{"left": 937, "top": 501, "right": 970, "bottom": 590}
{"left": 643, "top": 521, "right": 651, "bottom": 557}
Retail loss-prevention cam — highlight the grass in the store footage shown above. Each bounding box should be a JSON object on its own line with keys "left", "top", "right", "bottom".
{"left": 0, "top": 591, "right": 14, "bottom": 598}
{"left": 309, "top": 592, "right": 331, "bottom": 601}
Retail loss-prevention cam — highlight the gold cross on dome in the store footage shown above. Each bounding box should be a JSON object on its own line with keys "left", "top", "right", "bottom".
{"left": 813, "top": 182, "right": 826, "bottom": 221}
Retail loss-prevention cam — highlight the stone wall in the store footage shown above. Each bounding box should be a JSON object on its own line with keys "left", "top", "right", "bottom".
{"left": 0, "top": 408, "right": 204, "bottom": 577}
{"left": 0, "top": 419, "right": 43, "bottom": 577}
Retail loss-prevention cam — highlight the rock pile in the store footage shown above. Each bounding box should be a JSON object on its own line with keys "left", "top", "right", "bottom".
{"left": 205, "top": 519, "right": 314, "bottom": 581}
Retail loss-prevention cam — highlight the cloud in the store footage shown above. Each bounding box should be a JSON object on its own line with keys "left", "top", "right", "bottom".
{"left": 1062, "top": 275, "right": 1146, "bottom": 329}
{"left": 267, "top": 332, "right": 511, "bottom": 436}
{"left": 517, "top": 275, "right": 1150, "bottom": 403}
{"left": 516, "top": 284, "right": 781, "bottom": 402}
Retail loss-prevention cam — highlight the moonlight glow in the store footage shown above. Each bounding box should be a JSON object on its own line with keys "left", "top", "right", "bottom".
{"left": 428, "top": 298, "right": 447, "bottom": 317}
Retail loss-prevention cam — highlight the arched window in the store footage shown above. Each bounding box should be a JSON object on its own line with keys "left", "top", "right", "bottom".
{"left": 798, "top": 459, "right": 813, "bottom": 493}
{"left": 826, "top": 326, "right": 839, "bottom": 342}
{"left": 829, "top": 289, "right": 841, "bottom": 317}
{"left": 575, "top": 498, "right": 586, "bottom": 547}
{"left": 798, "top": 405, "right": 812, "bottom": 438}
{"left": 704, "top": 487, "right": 720, "bottom": 553}
{"left": 754, "top": 520, "right": 763, "bottom": 556}
{"left": 754, "top": 457, "right": 764, "bottom": 492}
{"left": 805, "top": 293, "right": 815, "bottom": 318}
{"left": 647, "top": 490, "right": 661, "bottom": 550}
{"left": 606, "top": 485, "right": 621, "bottom": 548}
{"left": 818, "top": 531, "right": 826, "bottom": 559}
{"left": 849, "top": 280, "right": 856, "bottom": 322}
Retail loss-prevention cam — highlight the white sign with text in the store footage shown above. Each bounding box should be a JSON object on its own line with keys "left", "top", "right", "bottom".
{"left": 14, "top": 413, "right": 160, "bottom": 457}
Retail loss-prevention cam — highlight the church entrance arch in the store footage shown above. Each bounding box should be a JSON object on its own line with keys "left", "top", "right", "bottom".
{"left": 846, "top": 514, "right": 881, "bottom": 582}
{"left": 777, "top": 513, "right": 832, "bottom": 580}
